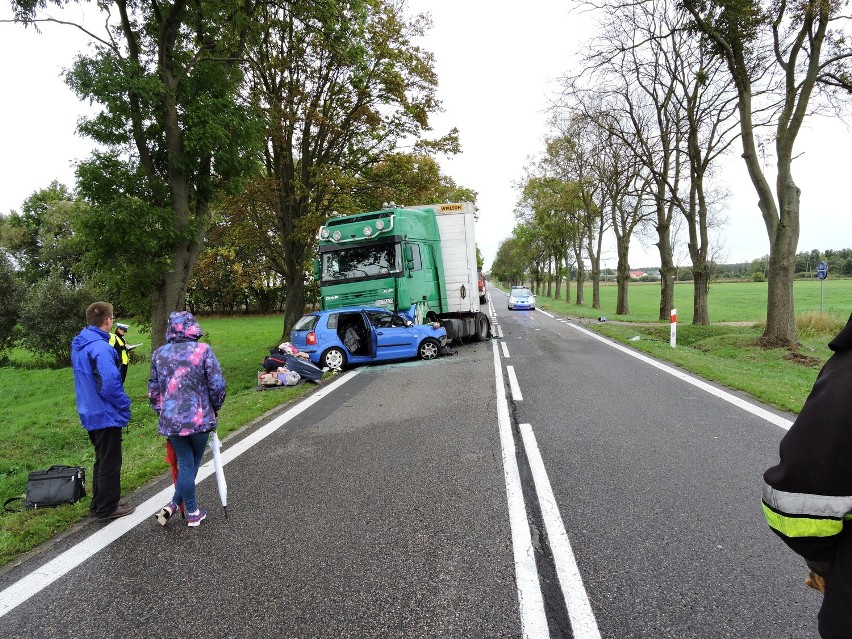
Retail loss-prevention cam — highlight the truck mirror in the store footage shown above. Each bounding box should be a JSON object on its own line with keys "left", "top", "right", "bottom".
{"left": 403, "top": 245, "right": 413, "bottom": 262}
{"left": 312, "top": 258, "right": 321, "bottom": 281}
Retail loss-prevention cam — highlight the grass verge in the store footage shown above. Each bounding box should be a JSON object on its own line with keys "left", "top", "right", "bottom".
{"left": 0, "top": 314, "right": 318, "bottom": 567}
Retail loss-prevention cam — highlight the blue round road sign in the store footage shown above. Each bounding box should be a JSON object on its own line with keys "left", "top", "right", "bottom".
{"left": 817, "top": 260, "right": 828, "bottom": 280}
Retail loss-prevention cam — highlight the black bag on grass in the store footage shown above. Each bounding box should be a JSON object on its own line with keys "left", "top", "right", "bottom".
{"left": 4, "top": 465, "right": 86, "bottom": 512}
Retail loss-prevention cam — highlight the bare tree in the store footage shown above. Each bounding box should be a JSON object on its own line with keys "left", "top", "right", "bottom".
{"left": 682, "top": 0, "right": 852, "bottom": 345}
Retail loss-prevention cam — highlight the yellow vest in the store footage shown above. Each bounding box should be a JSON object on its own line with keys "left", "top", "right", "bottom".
{"left": 109, "top": 332, "right": 129, "bottom": 365}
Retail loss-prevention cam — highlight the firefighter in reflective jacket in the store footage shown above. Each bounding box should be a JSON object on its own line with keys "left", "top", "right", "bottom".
{"left": 109, "top": 322, "right": 130, "bottom": 383}
{"left": 763, "top": 313, "right": 852, "bottom": 639}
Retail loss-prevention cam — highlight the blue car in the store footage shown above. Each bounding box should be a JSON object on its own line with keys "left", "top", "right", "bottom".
{"left": 508, "top": 286, "right": 536, "bottom": 310}
{"left": 290, "top": 306, "right": 448, "bottom": 370}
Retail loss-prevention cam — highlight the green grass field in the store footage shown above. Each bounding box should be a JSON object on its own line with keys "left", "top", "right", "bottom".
{"left": 534, "top": 277, "right": 852, "bottom": 324}
{"left": 0, "top": 315, "right": 317, "bottom": 566}
{"left": 502, "top": 278, "right": 852, "bottom": 416}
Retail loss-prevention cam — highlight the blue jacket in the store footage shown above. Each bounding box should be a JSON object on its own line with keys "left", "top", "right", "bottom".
{"left": 71, "top": 325, "right": 131, "bottom": 431}
{"left": 147, "top": 312, "right": 226, "bottom": 437}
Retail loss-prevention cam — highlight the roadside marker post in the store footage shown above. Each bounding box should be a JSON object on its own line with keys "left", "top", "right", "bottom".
{"left": 670, "top": 308, "right": 677, "bottom": 348}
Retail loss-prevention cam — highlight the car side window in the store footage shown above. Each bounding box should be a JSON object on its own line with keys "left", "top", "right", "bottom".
{"left": 327, "top": 313, "right": 338, "bottom": 329}
{"left": 367, "top": 311, "right": 394, "bottom": 328}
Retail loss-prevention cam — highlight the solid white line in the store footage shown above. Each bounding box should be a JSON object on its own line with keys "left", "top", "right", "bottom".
{"left": 501, "top": 342, "right": 510, "bottom": 358}
{"left": 492, "top": 341, "right": 549, "bottom": 638}
{"left": 536, "top": 308, "right": 555, "bottom": 318}
{"left": 564, "top": 322, "right": 794, "bottom": 430}
{"left": 0, "top": 371, "right": 361, "bottom": 619}
{"left": 520, "top": 423, "right": 602, "bottom": 639}
{"left": 507, "top": 366, "right": 523, "bottom": 401}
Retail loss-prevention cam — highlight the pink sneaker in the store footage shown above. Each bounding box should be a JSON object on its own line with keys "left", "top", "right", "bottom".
{"left": 187, "top": 508, "right": 207, "bottom": 527}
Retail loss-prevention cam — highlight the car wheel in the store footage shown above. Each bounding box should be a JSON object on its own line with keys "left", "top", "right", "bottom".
{"left": 321, "top": 347, "right": 347, "bottom": 370}
{"left": 418, "top": 338, "right": 440, "bottom": 360}
{"left": 473, "top": 312, "right": 489, "bottom": 342}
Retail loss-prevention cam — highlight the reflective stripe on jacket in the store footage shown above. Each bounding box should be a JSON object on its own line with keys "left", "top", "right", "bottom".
{"left": 763, "top": 485, "right": 852, "bottom": 539}
{"left": 762, "top": 315, "right": 852, "bottom": 562}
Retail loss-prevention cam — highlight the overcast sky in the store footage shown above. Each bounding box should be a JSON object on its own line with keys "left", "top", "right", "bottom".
{"left": 2, "top": 1, "right": 850, "bottom": 272}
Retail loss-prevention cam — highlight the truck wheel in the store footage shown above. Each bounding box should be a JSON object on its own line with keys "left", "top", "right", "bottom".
{"left": 418, "top": 338, "right": 440, "bottom": 360}
{"left": 473, "top": 313, "right": 490, "bottom": 342}
{"left": 321, "top": 347, "right": 347, "bottom": 370}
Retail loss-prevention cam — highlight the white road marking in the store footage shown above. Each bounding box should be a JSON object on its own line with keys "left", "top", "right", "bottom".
{"left": 492, "top": 342, "right": 549, "bottom": 637}
{"left": 506, "top": 366, "right": 523, "bottom": 401}
{"left": 501, "top": 342, "right": 510, "bottom": 358}
{"left": 497, "top": 324, "right": 504, "bottom": 339}
{"left": 520, "top": 423, "right": 602, "bottom": 639}
{"left": 564, "top": 322, "right": 794, "bottom": 430}
{"left": 536, "top": 308, "right": 555, "bottom": 318}
{"left": 0, "top": 371, "right": 361, "bottom": 619}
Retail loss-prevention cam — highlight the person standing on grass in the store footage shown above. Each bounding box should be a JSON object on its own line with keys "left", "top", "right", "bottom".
{"left": 71, "top": 301, "right": 135, "bottom": 520}
{"left": 762, "top": 312, "right": 852, "bottom": 639}
{"left": 148, "top": 311, "right": 225, "bottom": 528}
{"left": 109, "top": 322, "right": 130, "bottom": 383}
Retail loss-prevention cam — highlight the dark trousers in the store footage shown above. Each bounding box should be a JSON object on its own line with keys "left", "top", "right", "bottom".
{"left": 88, "top": 427, "right": 123, "bottom": 518}
{"left": 817, "top": 528, "right": 852, "bottom": 639}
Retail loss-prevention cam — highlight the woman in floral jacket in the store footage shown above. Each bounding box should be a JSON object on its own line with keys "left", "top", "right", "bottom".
{"left": 148, "top": 311, "right": 226, "bottom": 527}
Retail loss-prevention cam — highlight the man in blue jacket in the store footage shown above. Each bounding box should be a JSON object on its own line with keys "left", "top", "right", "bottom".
{"left": 71, "top": 302, "right": 135, "bottom": 520}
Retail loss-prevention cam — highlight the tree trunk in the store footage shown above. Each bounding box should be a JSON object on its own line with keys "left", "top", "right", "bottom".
{"left": 546, "top": 257, "right": 553, "bottom": 298}
{"left": 150, "top": 239, "right": 204, "bottom": 349}
{"left": 656, "top": 217, "right": 676, "bottom": 322}
{"left": 616, "top": 239, "right": 630, "bottom": 315}
{"left": 692, "top": 263, "right": 710, "bottom": 325}
{"left": 763, "top": 181, "right": 799, "bottom": 345}
{"left": 554, "top": 256, "right": 563, "bottom": 300}
{"left": 575, "top": 265, "right": 585, "bottom": 306}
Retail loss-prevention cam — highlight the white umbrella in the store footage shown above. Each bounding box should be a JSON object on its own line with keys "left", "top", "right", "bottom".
{"left": 209, "top": 432, "right": 228, "bottom": 518}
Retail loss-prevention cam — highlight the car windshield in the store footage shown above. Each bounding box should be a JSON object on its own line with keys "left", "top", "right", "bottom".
{"left": 321, "top": 243, "right": 401, "bottom": 282}
{"left": 513, "top": 288, "right": 532, "bottom": 296}
{"left": 293, "top": 314, "right": 320, "bottom": 331}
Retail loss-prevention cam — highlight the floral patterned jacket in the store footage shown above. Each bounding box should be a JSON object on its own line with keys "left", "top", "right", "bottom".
{"left": 148, "top": 312, "right": 226, "bottom": 437}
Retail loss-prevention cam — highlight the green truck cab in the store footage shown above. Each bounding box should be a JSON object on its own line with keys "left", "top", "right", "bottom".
{"left": 315, "top": 202, "right": 490, "bottom": 342}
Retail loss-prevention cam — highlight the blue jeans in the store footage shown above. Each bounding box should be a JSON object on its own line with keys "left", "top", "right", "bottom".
{"left": 168, "top": 432, "right": 210, "bottom": 512}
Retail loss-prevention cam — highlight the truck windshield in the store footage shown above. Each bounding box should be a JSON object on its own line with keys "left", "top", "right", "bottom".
{"left": 321, "top": 243, "right": 401, "bottom": 282}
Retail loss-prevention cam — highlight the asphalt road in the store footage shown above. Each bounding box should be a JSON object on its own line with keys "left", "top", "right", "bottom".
{"left": 0, "top": 290, "right": 823, "bottom": 638}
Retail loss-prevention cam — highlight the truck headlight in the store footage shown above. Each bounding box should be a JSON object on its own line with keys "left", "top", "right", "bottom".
{"left": 363, "top": 226, "right": 373, "bottom": 236}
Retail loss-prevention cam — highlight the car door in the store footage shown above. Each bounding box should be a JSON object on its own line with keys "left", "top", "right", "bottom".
{"left": 364, "top": 310, "right": 417, "bottom": 360}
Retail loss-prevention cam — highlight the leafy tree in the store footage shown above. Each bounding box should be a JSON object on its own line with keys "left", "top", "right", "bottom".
{"left": 354, "top": 153, "right": 474, "bottom": 213}
{"left": 244, "top": 0, "right": 448, "bottom": 338}
{"left": 12, "top": 1, "right": 263, "bottom": 349}
{"left": 0, "top": 253, "right": 23, "bottom": 358}
{"left": 0, "top": 181, "right": 85, "bottom": 286}
{"left": 17, "top": 274, "right": 94, "bottom": 366}
{"left": 188, "top": 204, "right": 287, "bottom": 314}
